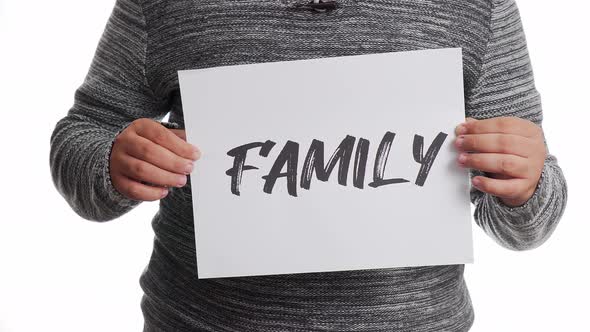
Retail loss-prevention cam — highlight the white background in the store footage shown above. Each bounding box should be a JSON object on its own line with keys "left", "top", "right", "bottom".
{"left": 0, "top": 0, "right": 587, "bottom": 331}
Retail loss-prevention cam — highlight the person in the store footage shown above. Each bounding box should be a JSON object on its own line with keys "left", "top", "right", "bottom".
{"left": 49, "top": 0, "right": 568, "bottom": 330}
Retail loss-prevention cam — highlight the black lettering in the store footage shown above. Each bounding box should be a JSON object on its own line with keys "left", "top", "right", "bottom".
{"left": 353, "top": 138, "right": 370, "bottom": 189}
{"left": 300, "top": 135, "right": 356, "bottom": 190}
{"left": 262, "top": 140, "right": 299, "bottom": 197}
{"left": 225, "top": 140, "right": 275, "bottom": 196}
{"left": 368, "top": 131, "right": 409, "bottom": 188}
{"left": 413, "top": 132, "right": 448, "bottom": 186}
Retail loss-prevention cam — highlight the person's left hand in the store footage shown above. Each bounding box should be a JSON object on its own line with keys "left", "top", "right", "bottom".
{"left": 454, "top": 116, "right": 547, "bottom": 207}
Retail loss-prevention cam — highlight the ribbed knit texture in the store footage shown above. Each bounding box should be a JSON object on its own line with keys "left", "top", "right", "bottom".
{"left": 49, "top": 0, "right": 568, "bottom": 330}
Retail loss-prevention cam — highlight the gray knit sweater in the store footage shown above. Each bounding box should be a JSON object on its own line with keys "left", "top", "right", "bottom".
{"left": 49, "top": 0, "right": 568, "bottom": 330}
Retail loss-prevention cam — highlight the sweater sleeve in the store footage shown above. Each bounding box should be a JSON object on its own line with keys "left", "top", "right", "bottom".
{"left": 464, "top": 0, "right": 568, "bottom": 251}
{"left": 49, "top": 0, "right": 174, "bottom": 222}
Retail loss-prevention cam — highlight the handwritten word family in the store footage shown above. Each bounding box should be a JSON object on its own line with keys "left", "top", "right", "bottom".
{"left": 225, "top": 131, "right": 448, "bottom": 197}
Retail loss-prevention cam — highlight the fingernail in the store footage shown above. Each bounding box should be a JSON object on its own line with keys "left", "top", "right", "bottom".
{"left": 184, "top": 162, "right": 194, "bottom": 174}
{"left": 458, "top": 153, "right": 467, "bottom": 163}
{"left": 160, "top": 188, "right": 168, "bottom": 198}
{"left": 455, "top": 136, "right": 464, "bottom": 148}
{"left": 456, "top": 125, "right": 467, "bottom": 135}
{"left": 177, "top": 175, "right": 187, "bottom": 187}
{"left": 190, "top": 147, "right": 201, "bottom": 160}
{"left": 472, "top": 177, "right": 481, "bottom": 187}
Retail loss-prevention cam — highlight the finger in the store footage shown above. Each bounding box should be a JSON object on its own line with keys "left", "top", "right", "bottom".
{"left": 471, "top": 175, "right": 530, "bottom": 200}
{"left": 117, "top": 153, "right": 188, "bottom": 188}
{"left": 125, "top": 134, "right": 194, "bottom": 175}
{"left": 112, "top": 174, "right": 168, "bottom": 201}
{"left": 170, "top": 129, "right": 186, "bottom": 141}
{"left": 454, "top": 133, "right": 535, "bottom": 157}
{"left": 134, "top": 119, "right": 200, "bottom": 160}
{"left": 456, "top": 116, "right": 540, "bottom": 138}
{"left": 458, "top": 152, "right": 529, "bottom": 178}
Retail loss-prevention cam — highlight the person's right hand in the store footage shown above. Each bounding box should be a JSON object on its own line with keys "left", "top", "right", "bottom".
{"left": 109, "top": 118, "right": 201, "bottom": 201}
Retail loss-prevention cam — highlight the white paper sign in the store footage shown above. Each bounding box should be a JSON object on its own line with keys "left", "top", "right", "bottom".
{"left": 178, "top": 48, "right": 473, "bottom": 279}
